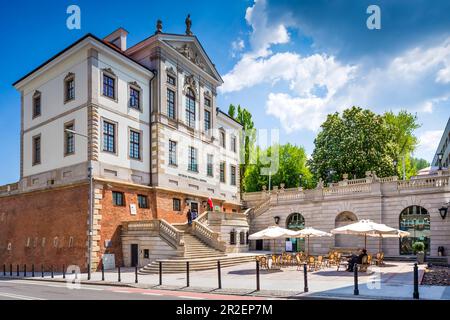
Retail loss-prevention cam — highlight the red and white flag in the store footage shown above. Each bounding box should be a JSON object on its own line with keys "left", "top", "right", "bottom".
{"left": 207, "top": 197, "right": 213, "bottom": 210}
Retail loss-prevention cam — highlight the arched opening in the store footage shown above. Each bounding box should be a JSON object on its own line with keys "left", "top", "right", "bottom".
{"left": 285, "top": 213, "right": 305, "bottom": 252}
{"left": 185, "top": 88, "right": 196, "bottom": 128}
{"left": 399, "top": 206, "right": 430, "bottom": 255}
{"left": 334, "top": 212, "right": 358, "bottom": 248}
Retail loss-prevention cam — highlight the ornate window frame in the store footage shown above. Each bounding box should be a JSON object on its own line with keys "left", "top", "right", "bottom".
{"left": 101, "top": 68, "right": 118, "bottom": 102}
{"left": 128, "top": 81, "right": 142, "bottom": 112}
{"left": 64, "top": 72, "right": 76, "bottom": 103}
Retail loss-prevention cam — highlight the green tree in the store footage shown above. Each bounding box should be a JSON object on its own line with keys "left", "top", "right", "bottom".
{"left": 243, "top": 144, "right": 313, "bottom": 192}
{"left": 309, "top": 107, "right": 395, "bottom": 182}
{"left": 227, "top": 104, "right": 255, "bottom": 193}
{"left": 384, "top": 110, "right": 420, "bottom": 178}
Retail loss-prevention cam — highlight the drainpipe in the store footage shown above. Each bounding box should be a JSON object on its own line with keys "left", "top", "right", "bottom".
{"left": 149, "top": 69, "right": 157, "bottom": 187}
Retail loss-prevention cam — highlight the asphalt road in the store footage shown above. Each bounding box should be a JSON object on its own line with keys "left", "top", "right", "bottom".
{"left": 0, "top": 279, "right": 267, "bottom": 300}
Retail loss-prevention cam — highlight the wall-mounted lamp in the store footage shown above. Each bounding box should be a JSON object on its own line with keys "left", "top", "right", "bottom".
{"left": 274, "top": 216, "right": 280, "bottom": 225}
{"left": 439, "top": 205, "right": 448, "bottom": 220}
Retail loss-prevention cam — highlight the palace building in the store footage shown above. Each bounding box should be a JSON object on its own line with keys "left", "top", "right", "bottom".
{"left": 0, "top": 18, "right": 251, "bottom": 272}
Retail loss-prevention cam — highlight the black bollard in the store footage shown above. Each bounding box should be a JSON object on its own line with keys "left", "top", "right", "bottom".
{"left": 41, "top": 264, "right": 44, "bottom": 278}
{"left": 87, "top": 264, "right": 91, "bottom": 280}
{"left": 135, "top": 266, "right": 138, "bottom": 284}
{"left": 413, "top": 263, "right": 419, "bottom": 299}
{"left": 24, "top": 264, "right": 26, "bottom": 277}
{"left": 3, "top": 264, "right": 5, "bottom": 276}
{"left": 256, "top": 260, "right": 260, "bottom": 291}
{"left": 101, "top": 264, "right": 105, "bottom": 281}
{"left": 63, "top": 265, "right": 66, "bottom": 279}
{"left": 303, "top": 263, "right": 309, "bottom": 293}
{"left": 9, "top": 264, "right": 12, "bottom": 276}
{"left": 51, "top": 265, "right": 54, "bottom": 279}
{"left": 16, "top": 264, "right": 19, "bottom": 276}
{"left": 186, "top": 262, "right": 190, "bottom": 287}
{"left": 32, "top": 264, "right": 35, "bottom": 277}
{"left": 354, "top": 264, "right": 359, "bottom": 295}
{"left": 118, "top": 266, "right": 121, "bottom": 282}
{"left": 217, "top": 260, "right": 222, "bottom": 289}
{"left": 159, "top": 261, "right": 162, "bottom": 286}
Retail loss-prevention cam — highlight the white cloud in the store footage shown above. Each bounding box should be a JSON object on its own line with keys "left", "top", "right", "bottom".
{"left": 245, "top": 0, "right": 291, "bottom": 57}
{"left": 416, "top": 130, "right": 444, "bottom": 160}
{"left": 266, "top": 93, "right": 328, "bottom": 132}
{"left": 231, "top": 38, "right": 245, "bottom": 58}
{"left": 222, "top": 1, "right": 450, "bottom": 135}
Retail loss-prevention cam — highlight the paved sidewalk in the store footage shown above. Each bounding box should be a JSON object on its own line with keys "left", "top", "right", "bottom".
{"left": 1, "top": 261, "right": 447, "bottom": 300}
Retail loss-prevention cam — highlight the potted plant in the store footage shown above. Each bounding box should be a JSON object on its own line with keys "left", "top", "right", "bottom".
{"left": 412, "top": 242, "right": 425, "bottom": 264}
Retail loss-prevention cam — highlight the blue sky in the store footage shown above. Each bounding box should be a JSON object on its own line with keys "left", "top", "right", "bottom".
{"left": 0, "top": 0, "right": 449, "bottom": 184}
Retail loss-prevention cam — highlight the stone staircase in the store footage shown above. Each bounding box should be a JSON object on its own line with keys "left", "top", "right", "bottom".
{"left": 139, "top": 213, "right": 255, "bottom": 274}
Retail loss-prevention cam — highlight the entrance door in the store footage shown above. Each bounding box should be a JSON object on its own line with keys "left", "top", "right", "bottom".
{"left": 190, "top": 202, "right": 199, "bottom": 212}
{"left": 256, "top": 239, "right": 263, "bottom": 250}
{"left": 131, "top": 244, "right": 138, "bottom": 267}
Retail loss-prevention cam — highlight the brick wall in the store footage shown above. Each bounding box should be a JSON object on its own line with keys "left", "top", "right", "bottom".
{"left": 98, "top": 184, "right": 154, "bottom": 268}
{"left": 0, "top": 184, "right": 89, "bottom": 270}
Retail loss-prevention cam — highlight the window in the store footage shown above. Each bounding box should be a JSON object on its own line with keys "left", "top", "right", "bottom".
{"left": 204, "top": 110, "right": 211, "bottom": 132}
{"left": 185, "top": 88, "right": 196, "bottom": 128}
{"left": 103, "top": 74, "right": 115, "bottom": 99}
{"left": 112, "top": 191, "right": 125, "bottom": 206}
{"left": 204, "top": 97, "right": 211, "bottom": 108}
{"left": 240, "top": 231, "right": 245, "bottom": 245}
{"left": 220, "top": 162, "right": 226, "bottom": 183}
{"left": 32, "top": 135, "right": 41, "bottom": 165}
{"left": 229, "top": 229, "right": 236, "bottom": 245}
{"left": 103, "top": 121, "right": 116, "bottom": 153}
{"left": 65, "top": 75, "right": 75, "bottom": 102}
{"left": 231, "top": 135, "right": 237, "bottom": 153}
{"left": 33, "top": 92, "right": 41, "bottom": 118}
{"left": 220, "top": 130, "right": 226, "bottom": 148}
{"left": 64, "top": 122, "right": 75, "bottom": 156}
{"left": 167, "top": 75, "right": 176, "bottom": 86}
{"left": 143, "top": 249, "right": 150, "bottom": 259}
{"left": 188, "top": 146, "right": 198, "bottom": 172}
{"left": 167, "top": 89, "right": 176, "bottom": 120}
{"left": 169, "top": 140, "right": 177, "bottom": 166}
{"left": 129, "top": 130, "right": 141, "bottom": 160}
{"left": 207, "top": 154, "right": 213, "bottom": 177}
{"left": 173, "top": 198, "right": 181, "bottom": 211}
{"left": 129, "top": 87, "right": 140, "bottom": 110}
{"left": 138, "top": 195, "right": 148, "bottom": 209}
{"left": 230, "top": 165, "right": 237, "bottom": 186}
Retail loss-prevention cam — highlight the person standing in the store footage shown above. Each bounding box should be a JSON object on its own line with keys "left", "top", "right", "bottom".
{"left": 187, "top": 208, "right": 192, "bottom": 225}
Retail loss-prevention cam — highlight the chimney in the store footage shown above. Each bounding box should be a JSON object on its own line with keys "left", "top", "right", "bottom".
{"left": 103, "top": 28, "right": 129, "bottom": 51}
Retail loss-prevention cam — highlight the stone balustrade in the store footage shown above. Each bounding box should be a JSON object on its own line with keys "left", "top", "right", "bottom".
{"left": 243, "top": 173, "right": 450, "bottom": 211}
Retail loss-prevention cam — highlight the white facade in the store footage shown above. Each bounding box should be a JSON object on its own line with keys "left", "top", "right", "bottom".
{"left": 14, "top": 29, "right": 241, "bottom": 205}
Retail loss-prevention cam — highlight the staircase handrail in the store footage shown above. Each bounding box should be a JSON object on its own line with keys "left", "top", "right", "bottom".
{"left": 191, "top": 219, "right": 227, "bottom": 252}
{"left": 158, "top": 219, "right": 185, "bottom": 250}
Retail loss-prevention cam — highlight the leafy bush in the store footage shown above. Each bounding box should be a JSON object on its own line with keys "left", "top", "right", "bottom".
{"left": 412, "top": 242, "right": 425, "bottom": 253}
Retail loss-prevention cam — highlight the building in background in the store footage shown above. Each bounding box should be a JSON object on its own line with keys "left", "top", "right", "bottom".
{"left": 0, "top": 18, "right": 248, "bottom": 272}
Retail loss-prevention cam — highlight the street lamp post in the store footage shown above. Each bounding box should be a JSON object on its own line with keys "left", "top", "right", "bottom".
{"left": 393, "top": 159, "right": 398, "bottom": 176}
{"left": 437, "top": 152, "right": 444, "bottom": 170}
{"left": 65, "top": 129, "right": 93, "bottom": 279}
{"left": 402, "top": 155, "right": 406, "bottom": 180}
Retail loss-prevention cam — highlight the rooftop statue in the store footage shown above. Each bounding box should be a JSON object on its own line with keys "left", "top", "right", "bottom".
{"left": 185, "top": 14, "right": 193, "bottom": 35}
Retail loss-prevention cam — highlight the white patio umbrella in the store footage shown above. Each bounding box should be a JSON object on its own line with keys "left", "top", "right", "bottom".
{"left": 248, "top": 226, "right": 298, "bottom": 253}
{"left": 291, "top": 227, "right": 332, "bottom": 256}
{"left": 367, "top": 229, "right": 410, "bottom": 253}
{"left": 330, "top": 219, "right": 400, "bottom": 250}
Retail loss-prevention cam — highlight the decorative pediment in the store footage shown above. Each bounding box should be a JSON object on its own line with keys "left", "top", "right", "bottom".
{"left": 184, "top": 74, "right": 196, "bottom": 88}
{"left": 102, "top": 67, "right": 116, "bottom": 76}
{"left": 161, "top": 38, "right": 222, "bottom": 83}
{"left": 64, "top": 72, "right": 75, "bottom": 80}
{"left": 166, "top": 66, "right": 176, "bottom": 76}
{"left": 128, "top": 81, "right": 141, "bottom": 89}
{"left": 204, "top": 90, "right": 212, "bottom": 99}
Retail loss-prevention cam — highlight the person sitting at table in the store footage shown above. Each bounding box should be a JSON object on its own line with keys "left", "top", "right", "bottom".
{"left": 346, "top": 249, "right": 367, "bottom": 272}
